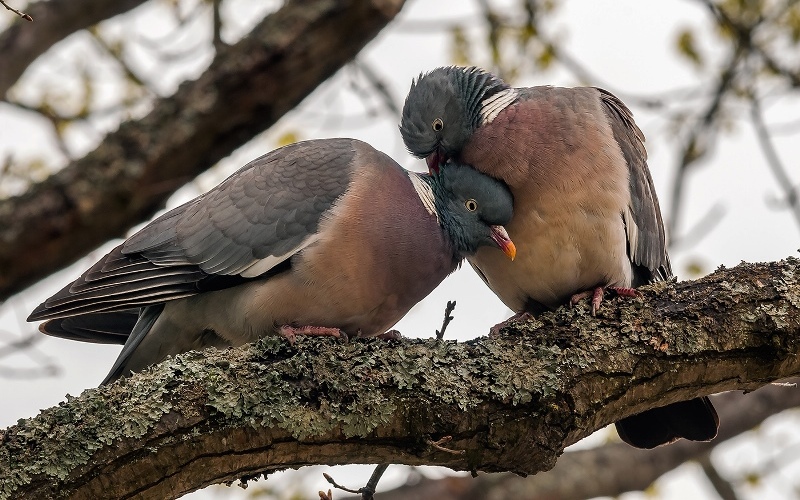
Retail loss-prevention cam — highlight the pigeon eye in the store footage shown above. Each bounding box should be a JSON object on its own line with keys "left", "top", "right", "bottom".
{"left": 465, "top": 199, "right": 478, "bottom": 212}
{"left": 432, "top": 118, "right": 444, "bottom": 132}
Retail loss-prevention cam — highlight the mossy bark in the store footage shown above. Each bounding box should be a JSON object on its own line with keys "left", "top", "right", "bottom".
{"left": 1, "top": 257, "right": 799, "bottom": 499}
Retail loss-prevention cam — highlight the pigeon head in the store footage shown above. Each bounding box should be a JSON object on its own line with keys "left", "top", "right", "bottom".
{"left": 430, "top": 161, "right": 515, "bottom": 260}
{"left": 400, "top": 66, "right": 514, "bottom": 172}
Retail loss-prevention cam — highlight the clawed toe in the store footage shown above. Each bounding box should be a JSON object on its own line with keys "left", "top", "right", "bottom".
{"left": 570, "top": 286, "right": 641, "bottom": 316}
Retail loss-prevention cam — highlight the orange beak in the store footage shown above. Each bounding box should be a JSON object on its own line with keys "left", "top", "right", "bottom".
{"left": 490, "top": 225, "right": 516, "bottom": 261}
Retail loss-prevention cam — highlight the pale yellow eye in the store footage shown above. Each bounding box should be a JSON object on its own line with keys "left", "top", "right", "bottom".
{"left": 465, "top": 199, "right": 478, "bottom": 211}
{"left": 432, "top": 118, "right": 444, "bottom": 132}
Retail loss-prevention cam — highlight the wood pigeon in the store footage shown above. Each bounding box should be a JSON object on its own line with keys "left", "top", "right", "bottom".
{"left": 399, "top": 66, "right": 718, "bottom": 449}
{"left": 28, "top": 138, "right": 516, "bottom": 384}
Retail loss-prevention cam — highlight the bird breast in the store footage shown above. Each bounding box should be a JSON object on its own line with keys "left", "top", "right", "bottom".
{"left": 464, "top": 87, "right": 634, "bottom": 311}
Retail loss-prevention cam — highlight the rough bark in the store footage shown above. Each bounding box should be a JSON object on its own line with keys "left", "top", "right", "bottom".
{"left": 353, "top": 381, "right": 800, "bottom": 500}
{"left": 1, "top": 257, "right": 799, "bottom": 499}
{"left": 0, "top": 0, "right": 148, "bottom": 98}
{"left": 0, "top": 0, "right": 406, "bottom": 301}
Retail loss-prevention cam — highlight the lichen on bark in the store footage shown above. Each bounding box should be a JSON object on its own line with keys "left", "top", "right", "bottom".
{"left": 1, "top": 257, "right": 799, "bottom": 499}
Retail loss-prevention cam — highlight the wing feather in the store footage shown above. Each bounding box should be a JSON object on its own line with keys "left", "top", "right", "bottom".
{"left": 597, "top": 88, "right": 672, "bottom": 283}
{"left": 29, "top": 138, "right": 361, "bottom": 322}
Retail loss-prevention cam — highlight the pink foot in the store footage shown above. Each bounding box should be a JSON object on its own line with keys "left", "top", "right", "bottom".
{"left": 490, "top": 311, "right": 534, "bottom": 337}
{"left": 279, "top": 325, "right": 345, "bottom": 345}
{"left": 570, "top": 286, "right": 641, "bottom": 316}
{"left": 608, "top": 286, "right": 639, "bottom": 298}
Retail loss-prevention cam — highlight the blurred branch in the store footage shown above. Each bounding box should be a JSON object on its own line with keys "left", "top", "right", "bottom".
{"left": 670, "top": 202, "right": 726, "bottom": 251}
{"left": 88, "top": 28, "right": 152, "bottom": 91}
{"left": 749, "top": 97, "right": 800, "bottom": 232}
{"left": 212, "top": 0, "right": 223, "bottom": 51}
{"left": 0, "top": 0, "right": 407, "bottom": 302}
{"left": 0, "top": 0, "right": 32, "bottom": 21}
{"left": 134, "top": 1, "right": 210, "bottom": 62}
{"left": 353, "top": 61, "right": 400, "bottom": 116}
{"left": 0, "top": 331, "right": 60, "bottom": 379}
{"left": 699, "top": 452, "right": 740, "bottom": 500}
{"left": 2, "top": 257, "right": 800, "bottom": 499}
{"left": 700, "top": 0, "right": 800, "bottom": 87}
{"left": 0, "top": 332, "right": 40, "bottom": 359}
{"left": 668, "top": 44, "right": 743, "bottom": 239}
{"left": 0, "top": 0, "right": 148, "bottom": 99}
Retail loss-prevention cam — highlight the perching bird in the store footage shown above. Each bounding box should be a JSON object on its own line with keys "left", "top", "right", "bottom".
{"left": 399, "top": 66, "right": 718, "bottom": 449}
{"left": 29, "top": 138, "right": 516, "bottom": 384}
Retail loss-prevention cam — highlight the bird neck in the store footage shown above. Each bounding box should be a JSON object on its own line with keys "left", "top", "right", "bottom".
{"left": 420, "top": 174, "right": 469, "bottom": 261}
{"left": 456, "top": 67, "right": 517, "bottom": 129}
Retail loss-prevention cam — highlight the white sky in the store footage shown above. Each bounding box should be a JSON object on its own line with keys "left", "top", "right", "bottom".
{"left": 1, "top": 0, "right": 799, "bottom": 498}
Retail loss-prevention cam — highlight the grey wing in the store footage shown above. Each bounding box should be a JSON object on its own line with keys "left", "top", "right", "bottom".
{"left": 29, "top": 138, "right": 359, "bottom": 321}
{"left": 597, "top": 88, "right": 672, "bottom": 283}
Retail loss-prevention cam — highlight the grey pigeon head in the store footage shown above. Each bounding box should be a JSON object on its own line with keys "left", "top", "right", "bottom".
{"left": 430, "top": 161, "right": 515, "bottom": 259}
{"left": 400, "top": 66, "right": 511, "bottom": 170}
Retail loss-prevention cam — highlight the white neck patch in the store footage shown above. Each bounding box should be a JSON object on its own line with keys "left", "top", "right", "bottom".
{"left": 408, "top": 173, "right": 439, "bottom": 222}
{"left": 480, "top": 88, "right": 518, "bottom": 125}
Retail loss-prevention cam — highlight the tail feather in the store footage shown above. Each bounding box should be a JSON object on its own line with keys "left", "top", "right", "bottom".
{"left": 39, "top": 310, "right": 140, "bottom": 345}
{"left": 101, "top": 304, "right": 164, "bottom": 385}
{"left": 615, "top": 396, "right": 719, "bottom": 449}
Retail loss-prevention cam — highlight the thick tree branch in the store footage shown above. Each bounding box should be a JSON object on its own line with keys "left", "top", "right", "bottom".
{"left": 0, "top": 0, "right": 406, "bottom": 301}
{"left": 1, "top": 257, "right": 799, "bottom": 499}
{"left": 356, "top": 382, "right": 800, "bottom": 500}
{"left": 0, "top": 0, "right": 148, "bottom": 98}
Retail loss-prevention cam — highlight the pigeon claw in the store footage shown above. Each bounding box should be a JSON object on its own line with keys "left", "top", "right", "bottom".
{"left": 570, "top": 286, "right": 641, "bottom": 316}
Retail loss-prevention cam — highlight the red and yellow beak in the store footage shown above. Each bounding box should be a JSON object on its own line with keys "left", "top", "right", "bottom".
{"left": 490, "top": 225, "right": 516, "bottom": 261}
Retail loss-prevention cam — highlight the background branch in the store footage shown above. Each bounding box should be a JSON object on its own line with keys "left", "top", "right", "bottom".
{"left": 0, "top": 0, "right": 148, "bottom": 98}
{"left": 0, "top": 0, "right": 406, "bottom": 301}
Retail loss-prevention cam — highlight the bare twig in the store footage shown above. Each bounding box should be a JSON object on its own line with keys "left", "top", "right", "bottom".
{"left": 0, "top": 0, "right": 32, "bottom": 21}
{"left": 427, "top": 436, "right": 466, "bottom": 455}
{"left": 435, "top": 300, "right": 456, "bottom": 340}
{"left": 323, "top": 472, "right": 363, "bottom": 495}
{"left": 362, "top": 464, "right": 389, "bottom": 500}
{"left": 323, "top": 465, "right": 390, "bottom": 500}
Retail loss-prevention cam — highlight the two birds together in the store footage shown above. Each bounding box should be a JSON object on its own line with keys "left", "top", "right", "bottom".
{"left": 28, "top": 66, "right": 718, "bottom": 449}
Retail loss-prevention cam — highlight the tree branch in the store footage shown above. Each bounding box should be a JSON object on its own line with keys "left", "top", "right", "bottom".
{"left": 0, "top": 0, "right": 148, "bottom": 98}
{"left": 1, "top": 257, "right": 799, "bottom": 499}
{"left": 350, "top": 382, "right": 800, "bottom": 500}
{"left": 0, "top": 0, "right": 406, "bottom": 301}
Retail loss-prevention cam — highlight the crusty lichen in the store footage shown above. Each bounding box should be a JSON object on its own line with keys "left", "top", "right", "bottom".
{"left": 1, "top": 258, "right": 799, "bottom": 499}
